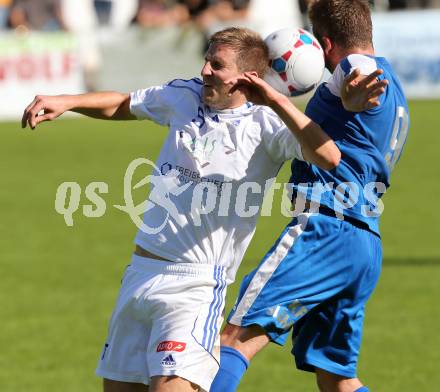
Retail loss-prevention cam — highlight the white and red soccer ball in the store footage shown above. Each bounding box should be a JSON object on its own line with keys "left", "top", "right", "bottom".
{"left": 264, "top": 27, "right": 325, "bottom": 97}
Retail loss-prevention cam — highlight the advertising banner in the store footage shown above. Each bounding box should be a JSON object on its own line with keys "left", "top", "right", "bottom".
{"left": 1, "top": 9, "right": 440, "bottom": 121}
{"left": 0, "top": 32, "right": 84, "bottom": 119}
{"left": 373, "top": 10, "right": 440, "bottom": 98}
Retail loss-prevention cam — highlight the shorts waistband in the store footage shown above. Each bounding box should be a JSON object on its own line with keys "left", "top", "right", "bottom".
{"left": 130, "top": 254, "right": 220, "bottom": 279}
{"left": 317, "top": 205, "right": 370, "bottom": 229}
{"left": 303, "top": 204, "right": 379, "bottom": 237}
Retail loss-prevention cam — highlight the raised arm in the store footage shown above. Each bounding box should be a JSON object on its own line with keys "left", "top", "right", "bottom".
{"left": 269, "top": 93, "right": 341, "bottom": 170}
{"left": 22, "top": 92, "right": 136, "bottom": 130}
{"left": 229, "top": 72, "right": 341, "bottom": 170}
{"left": 340, "top": 68, "right": 388, "bottom": 112}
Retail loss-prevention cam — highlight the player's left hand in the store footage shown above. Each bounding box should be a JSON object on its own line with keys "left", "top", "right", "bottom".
{"left": 226, "top": 72, "right": 283, "bottom": 107}
{"left": 341, "top": 68, "right": 389, "bottom": 112}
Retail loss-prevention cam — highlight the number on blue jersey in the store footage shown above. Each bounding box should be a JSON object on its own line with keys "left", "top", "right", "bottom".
{"left": 385, "top": 106, "right": 409, "bottom": 172}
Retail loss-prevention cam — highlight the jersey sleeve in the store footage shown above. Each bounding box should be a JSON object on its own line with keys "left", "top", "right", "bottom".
{"left": 129, "top": 78, "right": 203, "bottom": 126}
{"left": 260, "top": 109, "right": 304, "bottom": 164}
{"left": 129, "top": 85, "right": 175, "bottom": 126}
{"left": 326, "top": 54, "right": 378, "bottom": 97}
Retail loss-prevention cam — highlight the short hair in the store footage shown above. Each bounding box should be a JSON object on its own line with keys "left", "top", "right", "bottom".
{"left": 208, "top": 27, "right": 269, "bottom": 77}
{"left": 308, "top": 0, "right": 373, "bottom": 50}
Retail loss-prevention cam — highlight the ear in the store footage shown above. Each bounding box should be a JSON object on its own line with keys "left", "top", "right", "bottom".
{"left": 321, "top": 36, "right": 333, "bottom": 56}
{"left": 245, "top": 71, "right": 259, "bottom": 78}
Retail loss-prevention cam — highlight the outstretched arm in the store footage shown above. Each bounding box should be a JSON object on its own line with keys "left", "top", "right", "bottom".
{"left": 22, "top": 92, "right": 136, "bottom": 130}
{"left": 228, "top": 72, "right": 341, "bottom": 170}
{"left": 270, "top": 93, "right": 340, "bottom": 170}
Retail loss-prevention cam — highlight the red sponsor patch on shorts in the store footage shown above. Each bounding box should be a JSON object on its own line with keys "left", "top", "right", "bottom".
{"left": 156, "top": 341, "right": 187, "bottom": 352}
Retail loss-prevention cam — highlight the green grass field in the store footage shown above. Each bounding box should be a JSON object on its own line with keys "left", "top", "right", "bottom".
{"left": 1, "top": 100, "right": 439, "bottom": 391}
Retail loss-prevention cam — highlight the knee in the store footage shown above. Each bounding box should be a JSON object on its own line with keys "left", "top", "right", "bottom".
{"left": 316, "top": 374, "right": 337, "bottom": 392}
{"left": 315, "top": 368, "right": 362, "bottom": 392}
{"left": 220, "top": 323, "right": 269, "bottom": 361}
{"left": 220, "top": 323, "right": 244, "bottom": 346}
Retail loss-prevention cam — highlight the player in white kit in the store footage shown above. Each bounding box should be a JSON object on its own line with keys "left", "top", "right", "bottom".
{"left": 22, "top": 27, "right": 378, "bottom": 392}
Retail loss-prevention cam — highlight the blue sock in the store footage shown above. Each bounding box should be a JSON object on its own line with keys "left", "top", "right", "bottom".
{"left": 210, "top": 346, "right": 249, "bottom": 392}
{"left": 355, "top": 387, "right": 369, "bottom": 392}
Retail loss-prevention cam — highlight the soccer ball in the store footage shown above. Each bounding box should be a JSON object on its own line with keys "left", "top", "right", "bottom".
{"left": 264, "top": 28, "right": 325, "bottom": 97}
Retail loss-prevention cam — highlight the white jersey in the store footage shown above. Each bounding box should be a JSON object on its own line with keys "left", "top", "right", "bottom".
{"left": 130, "top": 78, "right": 303, "bottom": 283}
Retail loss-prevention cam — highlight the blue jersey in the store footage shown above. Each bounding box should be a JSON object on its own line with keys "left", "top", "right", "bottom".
{"left": 290, "top": 54, "right": 410, "bottom": 235}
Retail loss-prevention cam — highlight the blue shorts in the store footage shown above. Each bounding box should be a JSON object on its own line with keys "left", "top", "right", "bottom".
{"left": 228, "top": 212, "right": 382, "bottom": 378}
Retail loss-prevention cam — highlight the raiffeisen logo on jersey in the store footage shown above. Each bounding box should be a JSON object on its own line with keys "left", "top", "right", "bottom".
{"left": 54, "top": 157, "right": 388, "bottom": 231}
{"left": 160, "top": 161, "right": 226, "bottom": 194}
{"left": 156, "top": 341, "right": 187, "bottom": 352}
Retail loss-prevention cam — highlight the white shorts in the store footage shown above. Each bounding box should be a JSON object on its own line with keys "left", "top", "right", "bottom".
{"left": 96, "top": 254, "right": 227, "bottom": 392}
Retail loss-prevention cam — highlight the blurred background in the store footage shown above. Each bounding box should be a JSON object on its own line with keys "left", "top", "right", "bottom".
{"left": 0, "top": 0, "right": 440, "bottom": 117}
{"left": 1, "top": 1, "right": 440, "bottom": 391}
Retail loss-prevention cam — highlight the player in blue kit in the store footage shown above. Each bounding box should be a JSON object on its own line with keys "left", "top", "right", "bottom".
{"left": 210, "top": 1, "right": 410, "bottom": 391}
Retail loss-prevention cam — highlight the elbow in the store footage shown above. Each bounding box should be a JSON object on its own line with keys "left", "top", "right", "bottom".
{"left": 110, "top": 94, "right": 132, "bottom": 120}
{"left": 324, "top": 148, "right": 341, "bottom": 170}
{"left": 315, "top": 147, "right": 341, "bottom": 171}
{"left": 303, "top": 139, "right": 341, "bottom": 171}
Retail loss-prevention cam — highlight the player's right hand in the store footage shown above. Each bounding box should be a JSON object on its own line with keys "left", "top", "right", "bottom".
{"left": 22, "top": 95, "right": 69, "bottom": 129}
{"left": 226, "top": 72, "right": 283, "bottom": 107}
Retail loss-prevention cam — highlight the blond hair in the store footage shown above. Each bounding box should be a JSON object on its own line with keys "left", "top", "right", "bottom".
{"left": 208, "top": 27, "right": 269, "bottom": 77}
